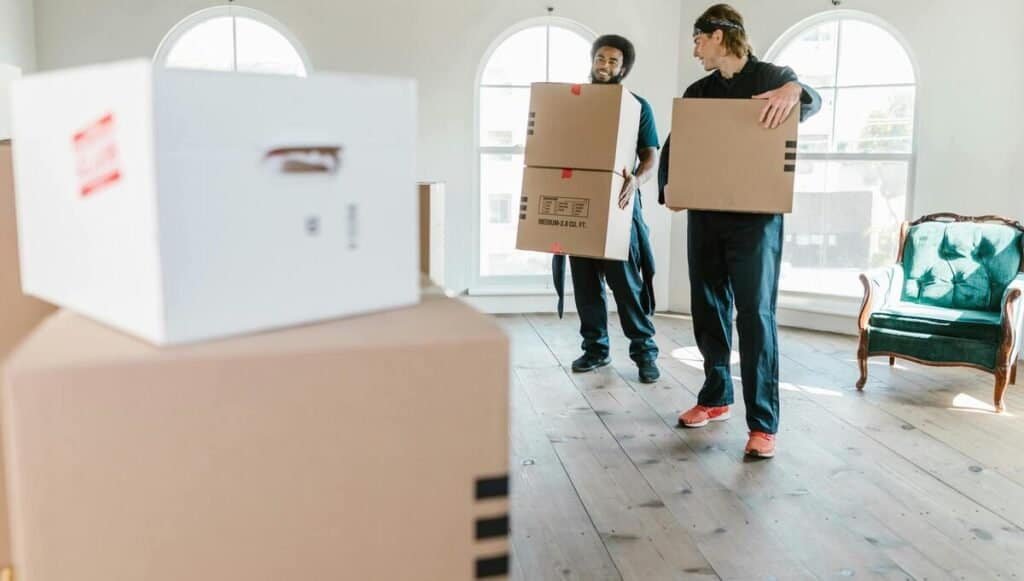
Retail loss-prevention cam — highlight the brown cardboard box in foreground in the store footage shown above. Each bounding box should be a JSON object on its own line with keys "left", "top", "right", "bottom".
{"left": 665, "top": 98, "right": 798, "bottom": 213}
{"left": 2, "top": 296, "right": 510, "bottom": 581}
{"left": 515, "top": 167, "right": 633, "bottom": 261}
{"left": 419, "top": 182, "right": 445, "bottom": 286}
{"left": 524, "top": 82, "right": 640, "bottom": 173}
{"left": 0, "top": 142, "right": 55, "bottom": 360}
{"left": 0, "top": 141, "right": 56, "bottom": 573}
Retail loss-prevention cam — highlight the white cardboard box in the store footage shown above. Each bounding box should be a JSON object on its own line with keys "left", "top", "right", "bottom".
{"left": 10, "top": 60, "right": 419, "bottom": 345}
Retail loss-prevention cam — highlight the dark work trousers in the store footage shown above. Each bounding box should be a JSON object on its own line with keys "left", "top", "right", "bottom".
{"left": 569, "top": 198, "right": 658, "bottom": 364}
{"left": 688, "top": 210, "right": 783, "bottom": 434}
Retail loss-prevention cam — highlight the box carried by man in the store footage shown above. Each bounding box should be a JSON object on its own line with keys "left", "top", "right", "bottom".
{"left": 664, "top": 97, "right": 798, "bottom": 213}
{"left": 516, "top": 82, "right": 640, "bottom": 260}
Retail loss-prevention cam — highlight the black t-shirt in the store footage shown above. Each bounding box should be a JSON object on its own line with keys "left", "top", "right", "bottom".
{"left": 683, "top": 55, "right": 819, "bottom": 106}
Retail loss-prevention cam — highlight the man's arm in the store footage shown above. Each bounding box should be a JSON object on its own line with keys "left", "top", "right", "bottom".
{"left": 620, "top": 96, "right": 661, "bottom": 209}
{"left": 619, "top": 147, "right": 658, "bottom": 209}
{"left": 753, "top": 64, "right": 822, "bottom": 128}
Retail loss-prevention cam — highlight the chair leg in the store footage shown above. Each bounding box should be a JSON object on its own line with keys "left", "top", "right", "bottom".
{"left": 856, "top": 354, "right": 868, "bottom": 390}
{"left": 995, "top": 367, "right": 1010, "bottom": 413}
{"left": 889, "top": 356, "right": 895, "bottom": 367}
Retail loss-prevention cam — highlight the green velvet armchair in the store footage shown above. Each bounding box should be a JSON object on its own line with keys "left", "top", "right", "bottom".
{"left": 857, "top": 213, "right": 1024, "bottom": 412}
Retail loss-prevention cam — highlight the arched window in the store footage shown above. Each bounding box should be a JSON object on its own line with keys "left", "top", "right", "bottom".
{"left": 767, "top": 12, "right": 916, "bottom": 296}
{"left": 475, "top": 19, "right": 595, "bottom": 286}
{"left": 155, "top": 6, "right": 311, "bottom": 77}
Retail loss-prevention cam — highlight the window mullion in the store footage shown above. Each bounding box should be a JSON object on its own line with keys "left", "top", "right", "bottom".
{"left": 829, "top": 21, "right": 843, "bottom": 154}
{"left": 231, "top": 12, "right": 238, "bottom": 72}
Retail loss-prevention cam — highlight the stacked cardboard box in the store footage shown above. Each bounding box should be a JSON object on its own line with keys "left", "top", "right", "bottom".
{"left": 2, "top": 61, "right": 510, "bottom": 580}
{"left": 664, "top": 98, "right": 799, "bottom": 214}
{"left": 2, "top": 295, "right": 510, "bottom": 581}
{"left": 418, "top": 181, "right": 445, "bottom": 287}
{"left": 9, "top": 60, "right": 420, "bottom": 345}
{"left": 515, "top": 83, "right": 641, "bottom": 261}
{"left": 0, "top": 141, "right": 57, "bottom": 578}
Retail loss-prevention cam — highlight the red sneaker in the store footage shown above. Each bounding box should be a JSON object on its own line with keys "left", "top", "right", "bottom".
{"left": 677, "top": 404, "right": 731, "bottom": 428}
{"left": 745, "top": 431, "right": 776, "bottom": 458}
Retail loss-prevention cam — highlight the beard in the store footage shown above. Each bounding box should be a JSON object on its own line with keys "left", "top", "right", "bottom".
{"left": 590, "top": 71, "right": 626, "bottom": 85}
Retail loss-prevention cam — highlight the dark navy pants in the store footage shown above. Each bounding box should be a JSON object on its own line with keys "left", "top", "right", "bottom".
{"left": 688, "top": 210, "right": 783, "bottom": 434}
{"left": 570, "top": 199, "right": 658, "bottom": 363}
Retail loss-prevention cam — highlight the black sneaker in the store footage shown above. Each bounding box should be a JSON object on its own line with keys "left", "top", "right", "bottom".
{"left": 637, "top": 360, "right": 660, "bottom": 383}
{"left": 571, "top": 353, "right": 611, "bottom": 373}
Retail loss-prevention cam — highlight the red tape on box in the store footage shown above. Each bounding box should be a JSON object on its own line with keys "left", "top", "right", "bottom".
{"left": 561, "top": 169, "right": 573, "bottom": 179}
{"left": 72, "top": 112, "right": 122, "bottom": 197}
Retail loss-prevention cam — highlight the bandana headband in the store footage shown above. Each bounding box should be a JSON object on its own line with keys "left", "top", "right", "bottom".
{"left": 694, "top": 16, "right": 745, "bottom": 36}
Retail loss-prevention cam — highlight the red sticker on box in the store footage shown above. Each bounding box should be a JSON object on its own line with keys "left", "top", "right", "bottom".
{"left": 550, "top": 242, "right": 566, "bottom": 254}
{"left": 72, "top": 112, "right": 122, "bottom": 197}
{"left": 561, "top": 169, "right": 573, "bottom": 179}
{"left": 570, "top": 84, "right": 582, "bottom": 96}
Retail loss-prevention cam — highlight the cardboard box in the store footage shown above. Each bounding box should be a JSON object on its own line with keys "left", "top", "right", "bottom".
{"left": 0, "top": 143, "right": 55, "bottom": 360}
{"left": 10, "top": 59, "right": 419, "bottom": 345}
{"left": 515, "top": 167, "right": 632, "bottom": 261}
{"left": 0, "top": 141, "right": 56, "bottom": 575}
{"left": 2, "top": 296, "right": 510, "bottom": 581}
{"left": 524, "top": 83, "right": 641, "bottom": 173}
{"left": 418, "top": 182, "right": 445, "bottom": 286}
{"left": 665, "top": 98, "right": 798, "bottom": 213}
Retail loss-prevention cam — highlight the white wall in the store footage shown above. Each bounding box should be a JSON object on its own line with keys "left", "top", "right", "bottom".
{"left": 1, "top": 0, "right": 35, "bottom": 140}
{"left": 31, "top": 0, "right": 682, "bottom": 303}
{"left": 29, "top": 0, "right": 1024, "bottom": 319}
{"left": 668, "top": 0, "right": 1024, "bottom": 313}
{"left": 0, "top": 0, "right": 36, "bottom": 71}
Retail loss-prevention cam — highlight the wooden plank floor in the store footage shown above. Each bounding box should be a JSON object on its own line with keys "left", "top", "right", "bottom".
{"left": 504, "top": 313, "right": 1024, "bottom": 581}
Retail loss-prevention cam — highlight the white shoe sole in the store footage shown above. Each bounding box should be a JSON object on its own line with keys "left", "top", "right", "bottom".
{"left": 678, "top": 410, "right": 731, "bottom": 428}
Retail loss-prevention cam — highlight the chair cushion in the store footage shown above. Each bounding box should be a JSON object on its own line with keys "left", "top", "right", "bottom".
{"left": 901, "top": 222, "right": 1022, "bottom": 311}
{"left": 866, "top": 327, "right": 998, "bottom": 371}
{"left": 869, "top": 302, "right": 1002, "bottom": 342}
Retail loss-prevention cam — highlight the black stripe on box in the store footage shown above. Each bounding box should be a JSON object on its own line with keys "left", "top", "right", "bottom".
{"left": 475, "top": 476, "right": 509, "bottom": 500}
{"left": 784, "top": 164, "right": 796, "bottom": 172}
{"left": 785, "top": 140, "right": 798, "bottom": 149}
{"left": 476, "top": 555, "right": 510, "bottom": 578}
{"left": 785, "top": 152, "right": 797, "bottom": 160}
{"left": 476, "top": 515, "right": 510, "bottom": 540}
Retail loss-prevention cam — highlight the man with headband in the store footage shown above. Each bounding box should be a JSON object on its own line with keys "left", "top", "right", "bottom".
{"left": 657, "top": 4, "right": 822, "bottom": 458}
{"left": 552, "top": 34, "right": 661, "bottom": 384}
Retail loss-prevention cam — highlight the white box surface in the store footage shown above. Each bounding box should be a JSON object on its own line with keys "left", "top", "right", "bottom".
{"left": 11, "top": 60, "right": 418, "bottom": 345}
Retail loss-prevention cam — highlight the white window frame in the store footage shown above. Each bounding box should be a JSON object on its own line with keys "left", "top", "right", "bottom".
{"left": 154, "top": 6, "right": 313, "bottom": 76}
{"left": 766, "top": 9, "right": 920, "bottom": 299}
{"left": 489, "top": 193, "right": 515, "bottom": 225}
{"left": 470, "top": 17, "right": 596, "bottom": 294}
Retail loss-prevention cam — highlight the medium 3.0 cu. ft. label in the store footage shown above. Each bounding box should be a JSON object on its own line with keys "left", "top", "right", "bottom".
{"left": 538, "top": 196, "right": 589, "bottom": 229}
{"left": 540, "top": 196, "right": 589, "bottom": 218}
